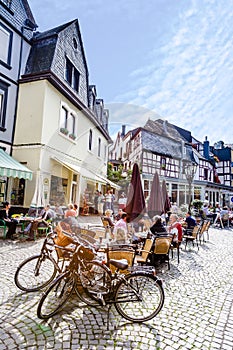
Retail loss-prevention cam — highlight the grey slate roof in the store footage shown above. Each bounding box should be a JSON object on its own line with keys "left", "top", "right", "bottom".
{"left": 141, "top": 129, "right": 183, "bottom": 158}
{"left": 21, "top": 0, "right": 37, "bottom": 28}
{"left": 25, "top": 20, "right": 77, "bottom": 75}
{"left": 144, "top": 119, "right": 186, "bottom": 142}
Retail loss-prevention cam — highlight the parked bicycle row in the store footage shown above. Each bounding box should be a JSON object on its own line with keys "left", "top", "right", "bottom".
{"left": 14, "top": 221, "right": 165, "bottom": 325}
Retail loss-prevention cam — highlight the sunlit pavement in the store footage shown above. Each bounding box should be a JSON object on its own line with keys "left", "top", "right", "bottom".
{"left": 0, "top": 225, "right": 233, "bottom": 349}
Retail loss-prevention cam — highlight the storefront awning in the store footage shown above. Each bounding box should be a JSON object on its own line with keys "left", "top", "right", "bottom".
{"left": 52, "top": 157, "right": 120, "bottom": 190}
{"left": 0, "top": 149, "right": 33, "bottom": 180}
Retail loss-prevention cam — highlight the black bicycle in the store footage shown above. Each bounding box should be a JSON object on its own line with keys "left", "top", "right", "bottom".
{"left": 37, "top": 235, "right": 165, "bottom": 323}
{"left": 14, "top": 223, "right": 97, "bottom": 292}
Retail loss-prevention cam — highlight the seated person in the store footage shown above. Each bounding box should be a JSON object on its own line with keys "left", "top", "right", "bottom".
{"left": 24, "top": 204, "right": 53, "bottom": 240}
{"left": 65, "top": 204, "right": 77, "bottom": 218}
{"left": 102, "top": 209, "right": 115, "bottom": 230}
{"left": 150, "top": 215, "right": 168, "bottom": 238}
{"left": 0, "top": 201, "right": 17, "bottom": 240}
{"left": 112, "top": 212, "right": 128, "bottom": 243}
{"left": 168, "top": 214, "right": 183, "bottom": 246}
{"left": 114, "top": 209, "right": 123, "bottom": 221}
{"left": 184, "top": 211, "right": 196, "bottom": 235}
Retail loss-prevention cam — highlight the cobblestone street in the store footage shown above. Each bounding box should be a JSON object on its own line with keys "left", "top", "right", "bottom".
{"left": 0, "top": 226, "right": 233, "bottom": 349}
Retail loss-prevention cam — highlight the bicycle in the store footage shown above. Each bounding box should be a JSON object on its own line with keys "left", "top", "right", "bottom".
{"left": 37, "top": 234, "right": 165, "bottom": 323}
{"left": 14, "top": 220, "right": 101, "bottom": 292}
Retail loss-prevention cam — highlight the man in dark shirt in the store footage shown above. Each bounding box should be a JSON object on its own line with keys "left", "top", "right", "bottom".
{"left": 184, "top": 211, "right": 197, "bottom": 235}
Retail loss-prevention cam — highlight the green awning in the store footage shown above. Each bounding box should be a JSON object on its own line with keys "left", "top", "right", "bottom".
{"left": 0, "top": 149, "right": 33, "bottom": 180}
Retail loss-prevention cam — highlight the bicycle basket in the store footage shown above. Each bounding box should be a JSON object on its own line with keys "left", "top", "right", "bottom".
{"left": 78, "top": 245, "right": 95, "bottom": 261}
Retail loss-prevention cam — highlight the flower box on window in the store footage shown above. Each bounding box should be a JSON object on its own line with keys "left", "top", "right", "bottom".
{"left": 60, "top": 127, "right": 69, "bottom": 135}
{"left": 69, "top": 133, "right": 76, "bottom": 140}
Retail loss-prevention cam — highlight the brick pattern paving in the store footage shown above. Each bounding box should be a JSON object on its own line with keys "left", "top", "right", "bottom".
{"left": 0, "top": 227, "right": 233, "bottom": 349}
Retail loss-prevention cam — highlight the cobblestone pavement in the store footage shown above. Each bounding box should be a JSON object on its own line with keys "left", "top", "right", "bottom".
{"left": 0, "top": 226, "right": 233, "bottom": 349}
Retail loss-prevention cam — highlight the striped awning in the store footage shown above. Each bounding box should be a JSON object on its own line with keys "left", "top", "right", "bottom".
{"left": 0, "top": 149, "right": 33, "bottom": 180}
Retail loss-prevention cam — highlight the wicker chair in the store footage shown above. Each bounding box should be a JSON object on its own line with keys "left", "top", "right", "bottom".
{"left": 152, "top": 237, "right": 172, "bottom": 270}
{"left": 134, "top": 238, "right": 153, "bottom": 265}
{"left": 183, "top": 225, "right": 200, "bottom": 250}
{"left": 108, "top": 247, "right": 135, "bottom": 274}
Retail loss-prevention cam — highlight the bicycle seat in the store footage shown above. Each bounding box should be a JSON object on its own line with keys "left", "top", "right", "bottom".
{"left": 109, "top": 259, "right": 128, "bottom": 270}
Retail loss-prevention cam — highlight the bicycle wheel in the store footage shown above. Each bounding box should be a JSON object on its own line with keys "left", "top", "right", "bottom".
{"left": 14, "top": 254, "right": 57, "bottom": 292}
{"left": 114, "top": 272, "right": 164, "bottom": 322}
{"left": 76, "top": 260, "right": 112, "bottom": 306}
{"left": 37, "top": 272, "right": 75, "bottom": 319}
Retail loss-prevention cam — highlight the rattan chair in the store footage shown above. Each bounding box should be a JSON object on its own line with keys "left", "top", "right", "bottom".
{"left": 183, "top": 225, "right": 200, "bottom": 250}
{"left": 108, "top": 247, "right": 135, "bottom": 274}
{"left": 134, "top": 238, "right": 153, "bottom": 265}
{"left": 153, "top": 237, "right": 172, "bottom": 270}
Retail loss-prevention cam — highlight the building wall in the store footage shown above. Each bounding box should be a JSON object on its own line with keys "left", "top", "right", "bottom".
{"left": 0, "top": 0, "right": 35, "bottom": 149}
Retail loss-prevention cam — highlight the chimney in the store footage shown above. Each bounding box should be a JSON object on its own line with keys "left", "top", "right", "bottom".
{"left": 121, "top": 125, "right": 126, "bottom": 137}
{"left": 203, "top": 136, "right": 210, "bottom": 159}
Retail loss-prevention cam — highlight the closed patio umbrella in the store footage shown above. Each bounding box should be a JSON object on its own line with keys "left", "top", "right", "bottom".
{"left": 125, "top": 163, "right": 146, "bottom": 223}
{"left": 147, "top": 171, "right": 163, "bottom": 219}
{"left": 162, "top": 179, "right": 171, "bottom": 214}
{"left": 30, "top": 172, "right": 45, "bottom": 215}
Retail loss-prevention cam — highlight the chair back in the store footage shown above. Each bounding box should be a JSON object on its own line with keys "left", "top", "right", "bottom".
{"left": 191, "top": 225, "right": 199, "bottom": 238}
{"left": 81, "top": 228, "right": 96, "bottom": 238}
{"left": 108, "top": 249, "right": 135, "bottom": 274}
{"left": 115, "top": 227, "right": 128, "bottom": 243}
{"left": 154, "top": 237, "right": 172, "bottom": 255}
{"left": 140, "top": 238, "right": 153, "bottom": 261}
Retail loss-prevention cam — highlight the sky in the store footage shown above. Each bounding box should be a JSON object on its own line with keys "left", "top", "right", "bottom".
{"left": 28, "top": 0, "right": 233, "bottom": 145}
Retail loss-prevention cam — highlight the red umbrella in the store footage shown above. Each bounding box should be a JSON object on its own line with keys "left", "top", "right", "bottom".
{"left": 162, "top": 179, "right": 171, "bottom": 214}
{"left": 147, "top": 171, "right": 163, "bottom": 219}
{"left": 125, "top": 163, "right": 146, "bottom": 222}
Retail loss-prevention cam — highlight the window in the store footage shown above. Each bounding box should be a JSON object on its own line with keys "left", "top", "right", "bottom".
{"left": 65, "top": 57, "right": 80, "bottom": 93}
{"left": 59, "top": 105, "right": 77, "bottom": 139}
{"left": 60, "top": 106, "right": 68, "bottom": 129}
{"left": 89, "top": 129, "right": 92, "bottom": 151}
{"left": 98, "top": 138, "right": 101, "bottom": 157}
{"left": 70, "top": 114, "right": 75, "bottom": 134}
{"left": 0, "top": 23, "right": 12, "bottom": 67}
{"left": 161, "top": 157, "right": 166, "bottom": 170}
{"left": 0, "top": 80, "right": 8, "bottom": 130}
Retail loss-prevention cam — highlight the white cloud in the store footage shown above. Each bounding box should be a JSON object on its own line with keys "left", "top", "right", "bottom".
{"left": 110, "top": 0, "right": 233, "bottom": 144}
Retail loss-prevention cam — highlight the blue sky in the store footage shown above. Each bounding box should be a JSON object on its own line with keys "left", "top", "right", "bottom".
{"left": 29, "top": 0, "right": 233, "bottom": 145}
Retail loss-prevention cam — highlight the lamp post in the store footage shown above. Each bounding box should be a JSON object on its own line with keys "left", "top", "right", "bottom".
{"left": 183, "top": 162, "right": 197, "bottom": 211}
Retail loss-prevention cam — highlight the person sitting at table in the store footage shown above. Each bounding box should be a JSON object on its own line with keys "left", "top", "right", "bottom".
{"left": 0, "top": 201, "right": 17, "bottom": 240}
{"left": 102, "top": 209, "right": 115, "bottom": 230}
{"left": 150, "top": 215, "right": 168, "bottom": 238}
{"left": 168, "top": 214, "right": 183, "bottom": 246}
{"left": 112, "top": 212, "right": 128, "bottom": 243}
{"left": 114, "top": 208, "right": 123, "bottom": 221}
{"left": 64, "top": 204, "right": 77, "bottom": 218}
{"left": 24, "top": 204, "right": 53, "bottom": 241}
{"left": 183, "top": 211, "right": 197, "bottom": 235}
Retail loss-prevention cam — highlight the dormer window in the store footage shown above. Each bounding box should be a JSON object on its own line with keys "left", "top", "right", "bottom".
{"left": 65, "top": 57, "right": 80, "bottom": 93}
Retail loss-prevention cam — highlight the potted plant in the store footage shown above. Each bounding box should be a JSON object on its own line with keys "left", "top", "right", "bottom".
{"left": 60, "top": 127, "right": 69, "bottom": 135}
{"left": 69, "top": 133, "right": 76, "bottom": 140}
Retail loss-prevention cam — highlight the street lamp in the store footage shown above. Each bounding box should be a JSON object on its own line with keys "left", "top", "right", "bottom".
{"left": 183, "top": 161, "right": 197, "bottom": 211}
